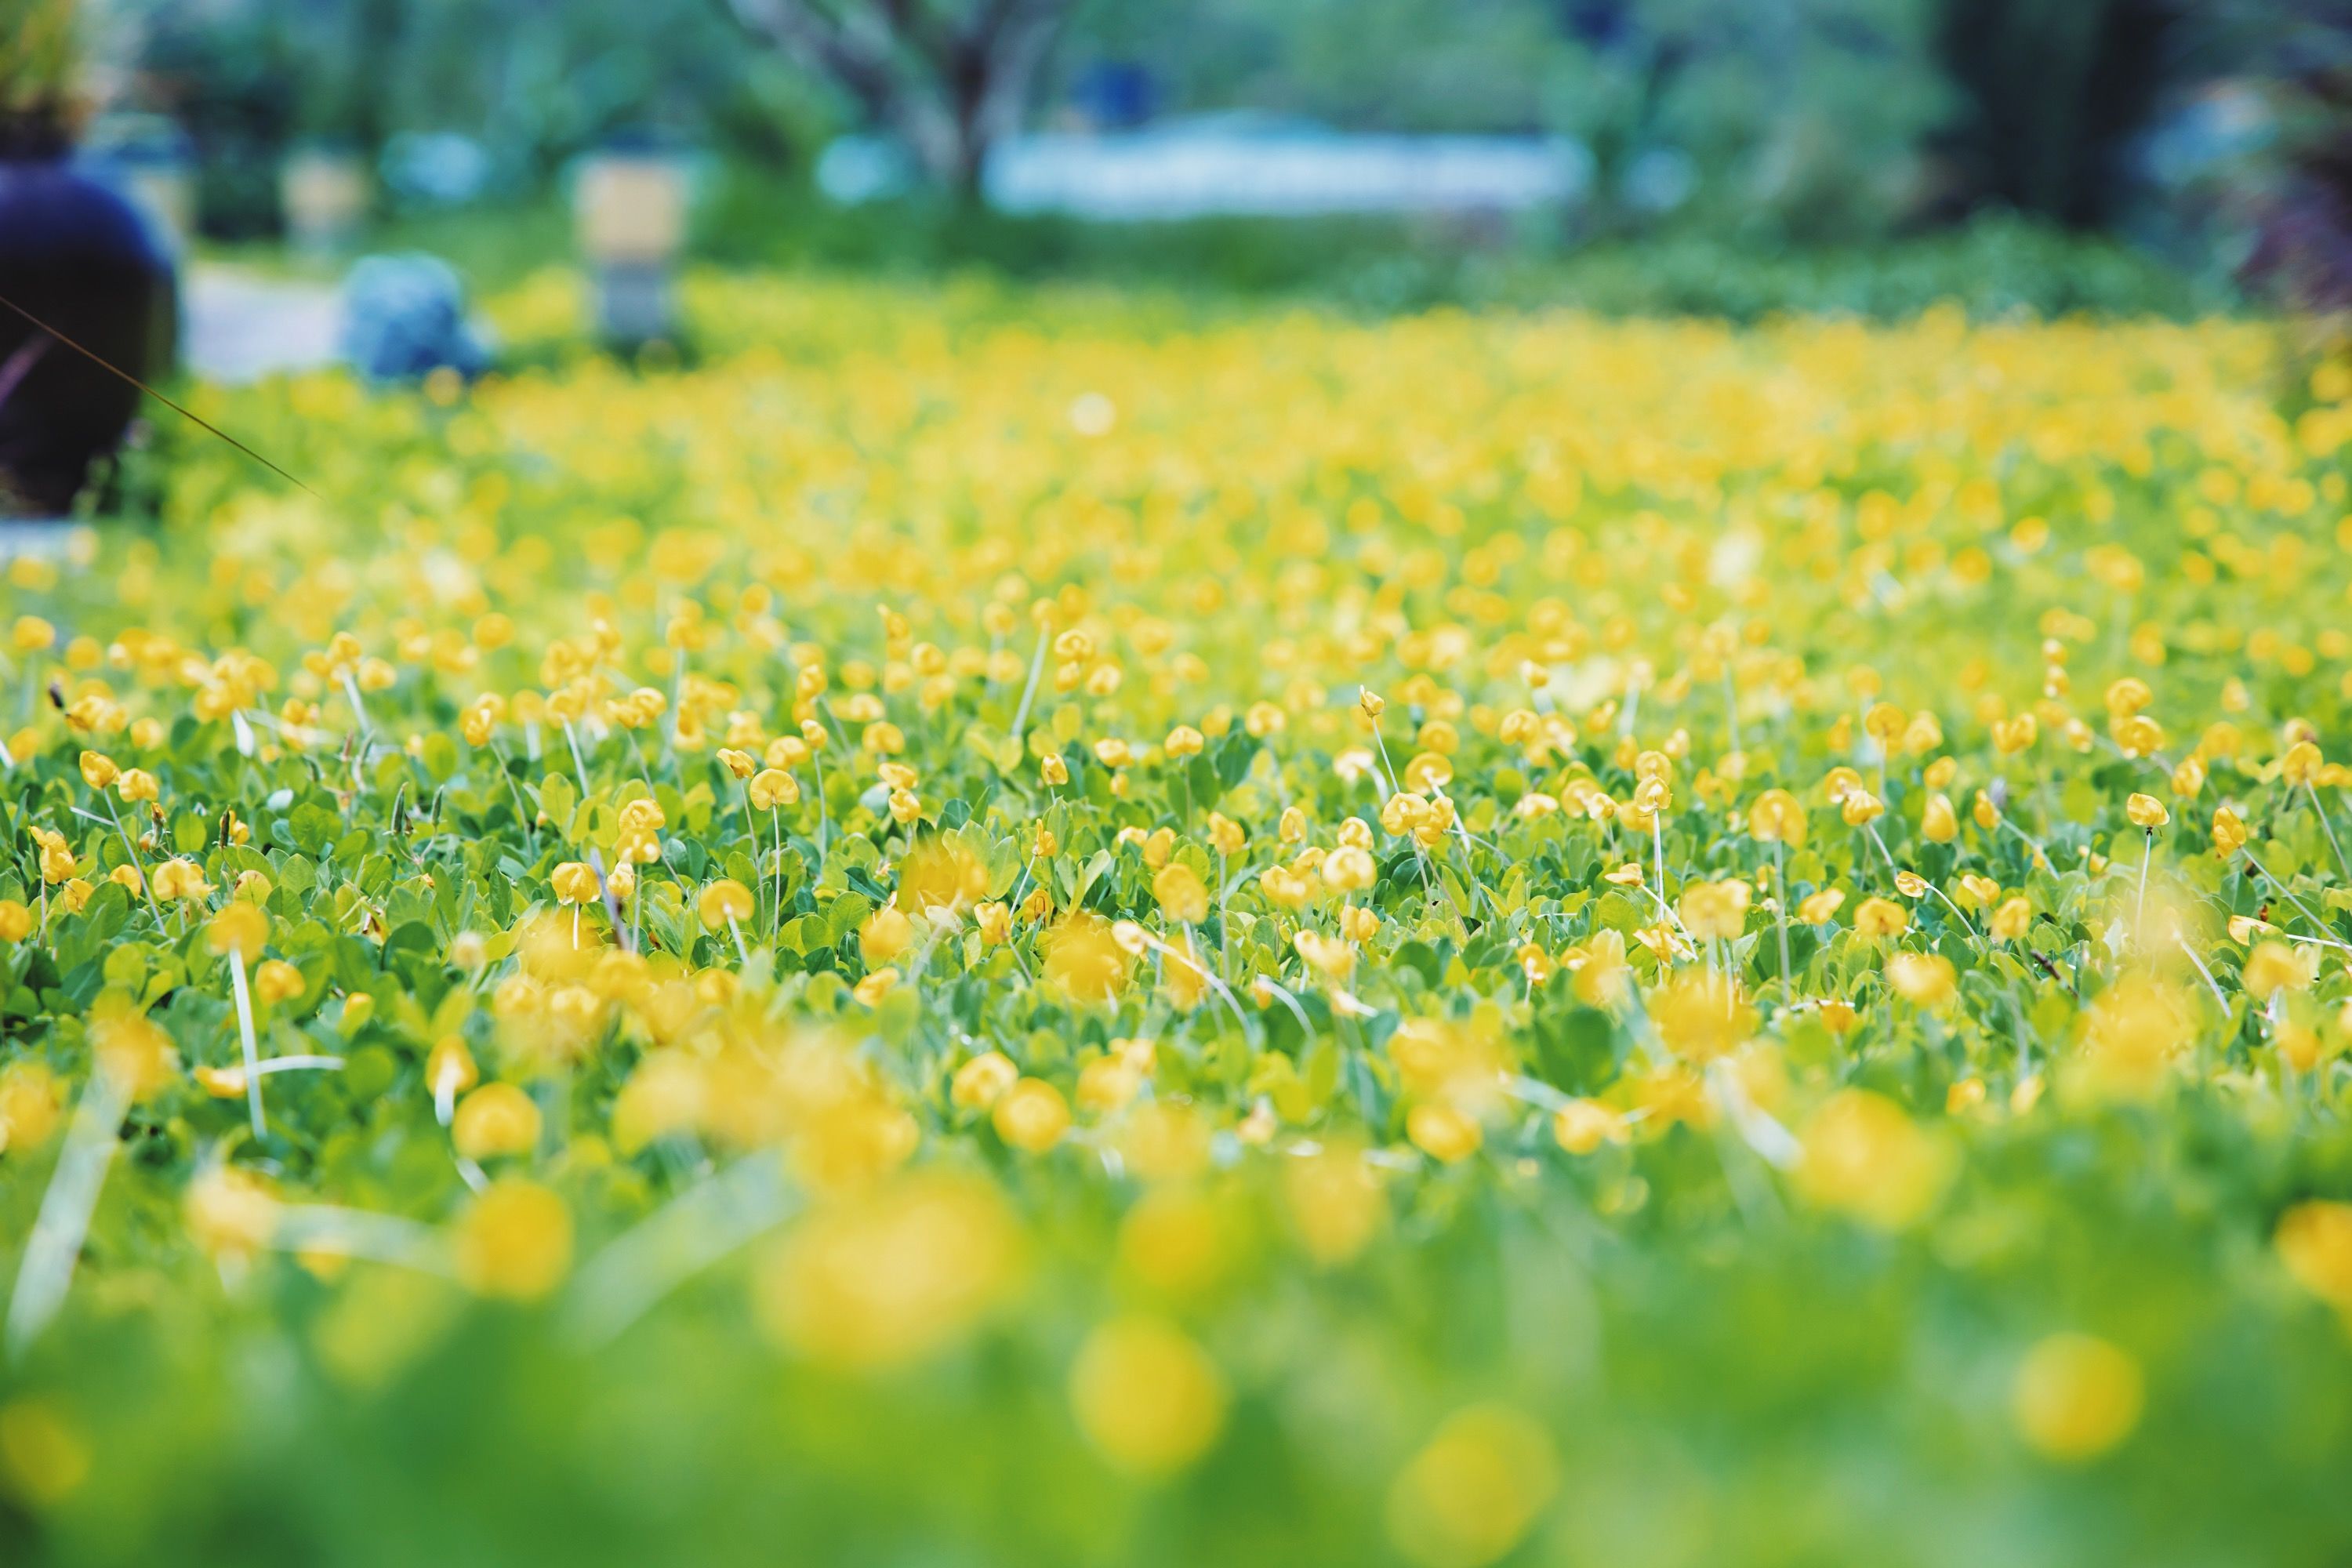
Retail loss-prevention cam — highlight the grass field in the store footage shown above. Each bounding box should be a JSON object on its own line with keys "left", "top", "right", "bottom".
{"left": 1, "top": 274, "right": 2350, "bottom": 1566}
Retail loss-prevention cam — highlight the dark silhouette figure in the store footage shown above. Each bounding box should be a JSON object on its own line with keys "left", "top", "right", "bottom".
{"left": 0, "top": 113, "right": 178, "bottom": 517}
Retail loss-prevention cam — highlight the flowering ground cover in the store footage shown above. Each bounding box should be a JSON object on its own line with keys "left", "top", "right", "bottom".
{"left": 2, "top": 275, "right": 2351, "bottom": 1566}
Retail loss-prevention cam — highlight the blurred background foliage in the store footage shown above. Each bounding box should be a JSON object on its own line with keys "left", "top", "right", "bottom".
{"left": 85, "top": 0, "right": 2349, "bottom": 315}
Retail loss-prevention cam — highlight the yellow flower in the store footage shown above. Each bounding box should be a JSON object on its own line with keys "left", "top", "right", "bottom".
{"left": 2077, "top": 974, "right": 2190, "bottom": 1098}
{"left": 1402, "top": 750, "right": 1453, "bottom": 793}
{"left": 696, "top": 878, "right": 755, "bottom": 928}
{"left": 1677, "top": 878, "right": 1751, "bottom": 941}
{"left": 2244, "top": 940, "right": 2313, "bottom": 998}
{"left": 1886, "top": 951, "right": 1957, "bottom": 1008}
{"left": 32, "top": 829, "right": 74, "bottom": 885}
{"left": 1795, "top": 1090, "right": 1951, "bottom": 1229}
{"left": 1406, "top": 1102, "right": 1482, "bottom": 1163}
{"left": 1647, "top": 971, "right": 1755, "bottom": 1062}
{"left": 185, "top": 1166, "right": 278, "bottom": 1263}
{"left": 1385, "top": 1404, "right": 1559, "bottom": 1568}
{"left": 550, "top": 862, "right": 601, "bottom": 906}
{"left": 747, "top": 767, "right": 799, "bottom": 810}
{"left": 452, "top": 1179, "right": 573, "bottom": 1301}
{"left": 754, "top": 1172, "right": 1018, "bottom": 1370}
{"left": 2210, "top": 805, "right": 2249, "bottom": 858}
{"left": 77, "top": 751, "right": 118, "bottom": 791}
{"left": 993, "top": 1077, "right": 1070, "bottom": 1152}
{"left": 152, "top": 858, "right": 212, "bottom": 902}
{"left": 2113, "top": 713, "right": 2164, "bottom": 759}
{"left": 1550, "top": 1099, "right": 1627, "bottom": 1154}
{"left": 1852, "top": 895, "right": 1907, "bottom": 938}
{"left": 1068, "top": 1316, "right": 1228, "bottom": 1477}
{"left": 898, "top": 837, "right": 989, "bottom": 917}
{"left": 426, "top": 1036, "right": 477, "bottom": 1099}
{"left": 0, "top": 1397, "right": 89, "bottom": 1508}
{"left": 2125, "top": 793, "right": 2169, "bottom": 829}
{"left": 2011, "top": 1334, "right": 2143, "bottom": 1462}
{"left": 1294, "top": 928, "right": 1357, "bottom": 979}
{"left": 115, "top": 768, "right": 159, "bottom": 803}
{"left": 1205, "top": 811, "right": 1245, "bottom": 857}
{"left": 950, "top": 1051, "right": 1020, "bottom": 1112}
{"left": 252, "top": 959, "right": 305, "bottom": 1005}
{"left": 1989, "top": 896, "right": 2033, "bottom": 941}
{"left": 205, "top": 901, "right": 267, "bottom": 961}
{"left": 0, "top": 1063, "right": 64, "bottom": 1151}
{"left": 1748, "top": 787, "right": 1805, "bottom": 845}
{"left": 1042, "top": 913, "right": 1130, "bottom": 1003}
{"left": 1839, "top": 789, "right": 1885, "bottom": 827}
{"left": 0, "top": 901, "right": 30, "bottom": 944}
{"left": 1322, "top": 844, "right": 1377, "bottom": 893}
{"left": 1919, "top": 792, "right": 1958, "bottom": 843}
{"left": 1796, "top": 888, "right": 1845, "bottom": 924}
{"left": 1282, "top": 1142, "right": 1384, "bottom": 1265}
{"left": 452, "top": 1082, "right": 543, "bottom": 1161}
{"left": 1152, "top": 862, "right": 1210, "bottom": 925}
{"left": 859, "top": 902, "right": 913, "bottom": 966}
{"left": 2277, "top": 1200, "right": 2352, "bottom": 1309}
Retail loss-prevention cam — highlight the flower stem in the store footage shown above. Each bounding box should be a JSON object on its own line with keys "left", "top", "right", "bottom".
{"left": 228, "top": 947, "right": 266, "bottom": 1138}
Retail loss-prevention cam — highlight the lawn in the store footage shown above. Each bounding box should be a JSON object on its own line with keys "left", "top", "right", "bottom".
{"left": 1, "top": 274, "right": 2349, "bottom": 1567}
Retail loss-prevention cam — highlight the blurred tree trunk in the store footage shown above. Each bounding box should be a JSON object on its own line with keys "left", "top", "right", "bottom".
{"left": 723, "top": 0, "right": 1074, "bottom": 196}
{"left": 2245, "top": 3, "right": 2352, "bottom": 313}
{"left": 1929, "top": 0, "right": 2183, "bottom": 227}
{"left": 347, "top": 0, "right": 405, "bottom": 156}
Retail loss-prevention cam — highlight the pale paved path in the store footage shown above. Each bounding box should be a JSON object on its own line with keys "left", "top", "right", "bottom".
{"left": 183, "top": 265, "right": 343, "bottom": 383}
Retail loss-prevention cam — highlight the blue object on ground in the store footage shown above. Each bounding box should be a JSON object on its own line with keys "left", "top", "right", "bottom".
{"left": 339, "top": 253, "right": 488, "bottom": 383}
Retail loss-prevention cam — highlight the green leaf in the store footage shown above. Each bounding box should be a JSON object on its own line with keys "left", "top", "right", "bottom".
{"left": 781, "top": 913, "right": 828, "bottom": 955}
{"left": 289, "top": 802, "right": 341, "bottom": 857}
{"left": 1185, "top": 753, "right": 1222, "bottom": 812}
{"left": 419, "top": 732, "right": 459, "bottom": 782}
{"left": 826, "top": 891, "right": 873, "bottom": 944}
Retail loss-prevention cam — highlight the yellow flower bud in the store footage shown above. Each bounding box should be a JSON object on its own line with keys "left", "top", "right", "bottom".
{"left": 205, "top": 901, "right": 267, "bottom": 961}
{"left": 748, "top": 768, "right": 799, "bottom": 811}
{"left": 950, "top": 1051, "right": 1020, "bottom": 1112}
{"left": 697, "top": 879, "right": 754, "bottom": 928}
{"left": 453, "top": 1179, "right": 572, "bottom": 1300}
{"left": 452, "top": 1082, "right": 543, "bottom": 1162}
{"left": 993, "top": 1077, "right": 1070, "bottom": 1152}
